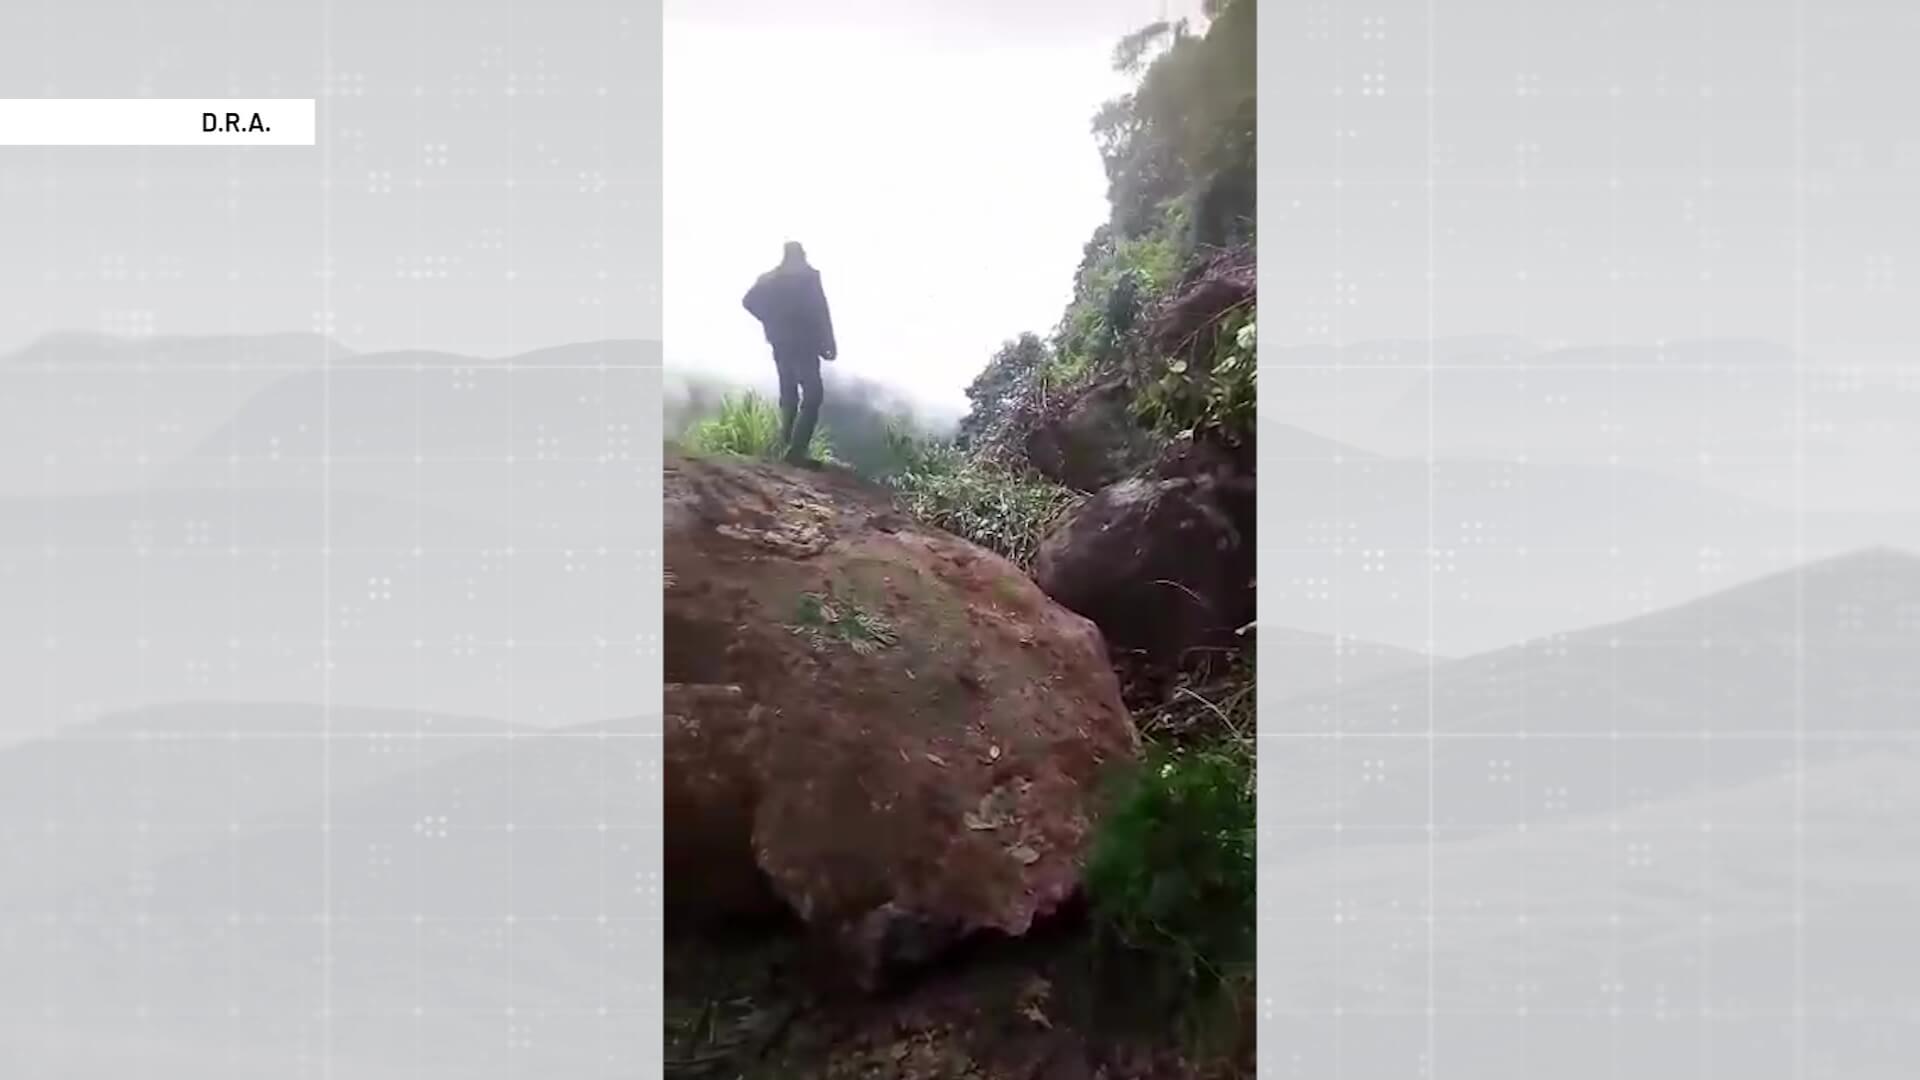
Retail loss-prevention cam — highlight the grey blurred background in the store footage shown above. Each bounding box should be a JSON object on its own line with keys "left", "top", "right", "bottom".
{"left": 0, "top": 0, "right": 662, "bottom": 1076}
{"left": 1261, "top": 1, "right": 1920, "bottom": 1077}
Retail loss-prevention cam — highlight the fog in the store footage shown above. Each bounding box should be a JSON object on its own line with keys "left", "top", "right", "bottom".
{"left": 661, "top": 0, "right": 1209, "bottom": 417}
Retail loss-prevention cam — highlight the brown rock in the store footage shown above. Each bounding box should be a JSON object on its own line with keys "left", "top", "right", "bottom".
{"left": 663, "top": 683, "right": 784, "bottom": 921}
{"left": 1023, "top": 377, "right": 1162, "bottom": 493}
{"left": 1032, "top": 474, "right": 1254, "bottom": 671}
{"left": 663, "top": 450, "right": 1138, "bottom": 985}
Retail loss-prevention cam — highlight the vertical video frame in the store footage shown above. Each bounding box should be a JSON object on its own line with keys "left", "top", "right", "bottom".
{"left": 661, "top": 1, "right": 1258, "bottom": 1076}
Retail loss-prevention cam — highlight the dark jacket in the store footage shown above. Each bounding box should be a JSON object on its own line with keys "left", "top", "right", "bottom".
{"left": 743, "top": 264, "right": 836, "bottom": 359}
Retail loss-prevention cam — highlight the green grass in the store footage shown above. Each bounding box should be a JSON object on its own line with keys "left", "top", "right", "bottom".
{"left": 1083, "top": 741, "right": 1255, "bottom": 1037}
{"left": 789, "top": 591, "right": 898, "bottom": 655}
{"left": 880, "top": 429, "right": 1078, "bottom": 573}
{"left": 680, "top": 390, "right": 834, "bottom": 463}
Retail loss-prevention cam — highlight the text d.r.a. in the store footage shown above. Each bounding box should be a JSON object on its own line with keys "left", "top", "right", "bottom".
{"left": 203, "top": 112, "right": 270, "bottom": 133}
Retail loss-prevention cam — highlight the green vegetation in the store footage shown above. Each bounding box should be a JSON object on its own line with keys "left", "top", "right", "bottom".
{"left": 1095, "top": 3, "right": 1255, "bottom": 248}
{"left": 668, "top": 368, "right": 948, "bottom": 479}
{"left": 1135, "top": 310, "right": 1257, "bottom": 446}
{"left": 1084, "top": 743, "right": 1255, "bottom": 1041}
{"left": 678, "top": 390, "right": 834, "bottom": 463}
{"left": 1079, "top": 626, "right": 1257, "bottom": 1048}
{"left": 881, "top": 427, "right": 1078, "bottom": 573}
{"left": 789, "top": 591, "right": 898, "bottom": 655}
{"left": 955, "top": 333, "right": 1049, "bottom": 462}
{"left": 956, "top": 1, "right": 1257, "bottom": 477}
{"left": 887, "top": 18, "right": 1263, "bottom": 1048}
{"left": 1058, "top": 2, "right": 1260, "bottom": 1055}
{"left": 1055, "top": 210, "right": 1189, "bottom": 373}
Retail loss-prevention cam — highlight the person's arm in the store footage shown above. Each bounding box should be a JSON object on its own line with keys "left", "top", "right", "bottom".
{"left": 812, "top": 274, "right": 837, "bottom": 360}
{"left": 742, "top": 276, "right": 768, "bottom": 322}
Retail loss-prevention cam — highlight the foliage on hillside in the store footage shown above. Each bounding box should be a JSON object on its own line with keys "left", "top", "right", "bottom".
{"left": 959, "top": 0, "right": 1258, "bottom": 470}
{"left": 1136, "top": 308, "right": 1257, "bottom": 446}
{"left": 1096, "top": 0, "right": 1256, "bottom": 249}
{"left": 1085, "top": 743, "right": 1255, "bottom": 1033}
{"left": 926, "top": 5, "right": 1261, "bottom": 1052}
{"left": 881, "top": 427, "right": 1077, "bottom": 574}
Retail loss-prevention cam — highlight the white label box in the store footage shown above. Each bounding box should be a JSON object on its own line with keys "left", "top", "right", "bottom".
{"left": 0, "top": 99, "right": 316, "bottom": 147}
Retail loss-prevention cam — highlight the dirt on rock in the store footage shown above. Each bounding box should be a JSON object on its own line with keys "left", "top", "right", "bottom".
{"left": 663, "top": 450, "right": 1139, "bottom": 987}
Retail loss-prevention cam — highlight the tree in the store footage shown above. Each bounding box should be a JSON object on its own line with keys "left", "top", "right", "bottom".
{"left": 955, "top": 333, "right": 1050, "bottom": 450}
{"left": 1090, "top": 0, "right": 1256, "bottom": 243}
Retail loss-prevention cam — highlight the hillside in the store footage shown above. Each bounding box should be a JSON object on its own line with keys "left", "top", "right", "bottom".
{"left": 0, "top": 333, "right": 347, "bottom": 496}
{"left": 1261, "top": 746, "right": 1920, "bottom": 1078}
{"left": 1260, "top": 426, "right": 1796, "bottom": 655}
{"left": 0, "top": 708, "right": 644, "bottom": 1076}
{"left": 0, "top": 702, "right": 520, "bottom": 910}
{"left": 1265, "top": 547, "right": 1920, "bottom": 850}
{"left": 0, "top": 481, "right": 645, "bottom": 739}
{"left": 1272, "top": 336, "right": 1920, "bottom": 515}
{"left": 1256, "top": 548, "right": 1920, "bottom": 1076}
{"left": 1264, "top": 628, "right": 1435, "bottom": 703}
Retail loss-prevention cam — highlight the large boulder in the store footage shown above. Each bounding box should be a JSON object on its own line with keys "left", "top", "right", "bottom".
{"left": 663, "top": 450, "right": 1138, "bottom": 987}
{"left": 1033, "top": 469, "right": 1254, "bottom": 671}
{"left": 1023, "top": 377, "right": 1163, "bottom": 492}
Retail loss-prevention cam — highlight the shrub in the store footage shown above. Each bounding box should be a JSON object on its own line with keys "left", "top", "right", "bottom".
{"left": 1093, "top": 1, "right": 1255, "bottom": 245}
{"left": 955, "top": 333, "right": 1052, "bottom": 461}
{"left": 1083, "top": 743, "right": 1255, "bottom": 1010}
{"left": 1053, "top": 209, "right": 1189, "bottom": 374}
{"left": 882, "top": 428, "right": 1077, "bottom": 573}
{"left": 1134, "top": 306, "right": 1255, "bottom": 445}
{"left": 679, "top": 390, "right": 833, "bottom": 462}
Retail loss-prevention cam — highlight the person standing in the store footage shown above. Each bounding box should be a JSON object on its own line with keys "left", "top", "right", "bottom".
{"left": 742, "top": 241, "right": 837, "bottom": 467}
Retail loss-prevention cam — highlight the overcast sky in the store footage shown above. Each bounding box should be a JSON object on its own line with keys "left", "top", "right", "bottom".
{"left": 662, "top": 0, "right": 1203, "bottom": 416}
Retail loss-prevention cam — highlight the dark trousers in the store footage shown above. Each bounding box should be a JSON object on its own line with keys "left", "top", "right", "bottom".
{"left": 772, "top": 345, "right": 823, "bottom": 459}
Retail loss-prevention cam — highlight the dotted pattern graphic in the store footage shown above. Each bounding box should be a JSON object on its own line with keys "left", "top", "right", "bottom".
{"left": 0, "top": 1, "right": 664, "bottom": 1076}
{"left": 1259, "top": 3, "right": 1920, "bottom": 1078}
